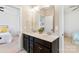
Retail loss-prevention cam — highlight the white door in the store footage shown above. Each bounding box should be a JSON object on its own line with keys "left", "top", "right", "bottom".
{"left": 59, "top": 6, "right": 64, "bottom": 53}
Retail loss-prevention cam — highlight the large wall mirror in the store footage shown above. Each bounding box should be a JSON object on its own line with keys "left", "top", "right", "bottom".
{"left": 31, "top": 5, "right": 55, "bottom": 34}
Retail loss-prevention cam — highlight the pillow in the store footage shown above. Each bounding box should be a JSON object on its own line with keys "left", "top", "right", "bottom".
{"left": 0, "top": 25, "right": 8, "bottom": 33}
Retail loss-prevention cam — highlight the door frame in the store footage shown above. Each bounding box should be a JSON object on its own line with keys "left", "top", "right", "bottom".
{"left": 6, "top": 5, "right": 22, "bottom": 52}
{"left": 59, "top": 5, "right": 64, "bottom": 53}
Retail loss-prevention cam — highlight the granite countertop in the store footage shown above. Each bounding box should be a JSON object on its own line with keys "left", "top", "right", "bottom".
{"left": 23, "top": 32, "right": 59, "bottom": 42}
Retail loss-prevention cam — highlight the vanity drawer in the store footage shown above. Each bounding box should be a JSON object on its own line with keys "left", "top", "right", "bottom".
{"left": 33, "top": 43, "right": 51, "bottom": 53}
{"left": 34, "top": 37, "right": 52, "bottom": 49}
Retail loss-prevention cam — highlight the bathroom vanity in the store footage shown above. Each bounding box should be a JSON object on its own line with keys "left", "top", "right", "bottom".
{"left": 23, "top": 32, "right": 59, "bottom": 53}
{"left": 22, "top": 6, "right": 60, "bottom": 53}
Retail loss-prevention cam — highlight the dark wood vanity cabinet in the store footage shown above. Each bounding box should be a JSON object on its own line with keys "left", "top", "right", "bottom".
{"left": 23, "top": 33, "right": 59, "bottom": 53}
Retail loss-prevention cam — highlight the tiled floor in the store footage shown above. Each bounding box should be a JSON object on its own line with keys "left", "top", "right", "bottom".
{"left": 0, "top": 36, "right": 20, "bottom": 53}
{"left": 64, "top": 37, "right": 79, "bottom": 53}
{"left": 0, "top": 35, "right": 27, "bottom": 53}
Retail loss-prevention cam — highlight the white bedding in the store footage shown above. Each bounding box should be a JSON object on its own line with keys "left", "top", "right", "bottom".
{"left": 0, "top": 32, "right": 12, "bottom": 43}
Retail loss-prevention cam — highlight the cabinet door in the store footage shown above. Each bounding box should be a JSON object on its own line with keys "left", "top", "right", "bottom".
{"left": 23, "top": 34, "right": 27, "bottom": 50}
{"left": 23, "top": 34, "right": 30, "bottom": 52}
{"left": 52, "top": 38, "right": 59, "bottom": 53}
{"left": 33, "top": 43, "right": 51, "bottom": 53}
{"left": 29, "top": 37, "right": 34, "bottom": 53}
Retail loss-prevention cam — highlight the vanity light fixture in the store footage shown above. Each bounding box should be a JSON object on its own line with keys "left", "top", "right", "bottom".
{"left": 30, "top": 5, "right": 50, "bottom": 13}
{"left": 31, "top": 6, "right": 40, "bottom": 13}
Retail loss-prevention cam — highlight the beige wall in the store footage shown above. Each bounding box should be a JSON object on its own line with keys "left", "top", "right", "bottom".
{"left": 54, "top": 6, "right": 59, "bottom": 33}
{"left": 22, "top": 6, "right": 32, "bottom": 32}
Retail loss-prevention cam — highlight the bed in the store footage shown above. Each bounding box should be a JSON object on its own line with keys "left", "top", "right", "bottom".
{"left": 0, "top": 32, "right": 12, "bottom": 43}
{"left": 0, "top": 25, "right": 12, "bottom": 43}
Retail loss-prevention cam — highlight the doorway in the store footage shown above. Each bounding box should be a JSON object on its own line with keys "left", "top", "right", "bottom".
{"left": 0, "top": 5, "right": 20, "bottom": 53}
